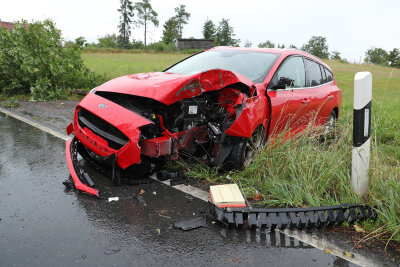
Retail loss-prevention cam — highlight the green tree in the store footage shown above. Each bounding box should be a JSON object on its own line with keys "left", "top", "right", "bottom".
{"left": 97, "top": 34, "right": 118, "bottom": 48}
{"left": 215, "top": 18, "right": 240, "bottom": 46}
{"left": 162, "top": 17, "right": 179, "bottom": 44}
{"left": 289, "top": 44, "right": 297, "bottom": 49}
{"left": 330, "top": 51, "right": 342, "bottom": 60}
{"left": 386, "top": 48, "right": 400, "bottom": 67}
{"left": 74, "top": 36, "right": 87, "bottom": 48}
{"left": 301, "top": 36, "right": 330, "bottom": 59}
{"left": 364, "top": 47, "right": 388, "bottom": 65}
{"left": 277, "top": 44, "right": 285, "bottom": 48}
{"left": 134, "top": 0, "right": 159, "bottom": 47}
{"left": 174, "top": 5, "right": 190, "bottom": 38}
{"left": 243, "top": 40, "right": 252, "bottom": 47}
{"left": 117, "top": 0, "right": 134, "bottom": 48}
{"left": 258, "top": 40, "right": 275, "bottom": 48}
{"left": 202, "top": 19, "right": 216, "bottom": 40}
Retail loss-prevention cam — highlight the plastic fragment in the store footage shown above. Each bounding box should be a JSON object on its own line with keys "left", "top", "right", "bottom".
{"left": 174, "top": 216, "right": 208, "bottom": 231}
{"left": 108, "top": 197, "right": 119, "bottom": 202}
{"left": 104, "top": 248, "right": 121, "bottom": 255}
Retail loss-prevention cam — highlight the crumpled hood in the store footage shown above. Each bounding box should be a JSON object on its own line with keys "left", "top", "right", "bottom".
{"left": 95, "top": 69, "right": 254, "bottom": 105}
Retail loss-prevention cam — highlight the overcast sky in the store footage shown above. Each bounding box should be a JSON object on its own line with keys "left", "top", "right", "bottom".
{"left": 2, "top": 0, "right": 399, "bottom": 61}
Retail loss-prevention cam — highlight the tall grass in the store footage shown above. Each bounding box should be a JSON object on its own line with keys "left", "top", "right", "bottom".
{"left": 181, "top": 99, "right": 399, "bottom": 242}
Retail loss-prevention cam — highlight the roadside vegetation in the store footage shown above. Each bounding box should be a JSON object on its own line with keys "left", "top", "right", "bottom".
{"left": 0, "top": 20, "right": 106, "bottom": 101}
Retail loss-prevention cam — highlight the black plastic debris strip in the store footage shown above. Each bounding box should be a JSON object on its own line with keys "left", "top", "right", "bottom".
{"left": 174, "top": 216, "right": 208, "bottom": 231}
{"left": 209, "top": 202, "right": 376, "bottom": 230}
{"left": 157, "top": 169, "right": 188, "bottom": 186}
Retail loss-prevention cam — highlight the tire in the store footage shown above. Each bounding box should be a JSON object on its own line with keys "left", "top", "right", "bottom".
{"left": 223, "top": 126, "right": 266, "bottom": 171}
{"left": 321, "top": 110, "right": 337, "bottom": 141}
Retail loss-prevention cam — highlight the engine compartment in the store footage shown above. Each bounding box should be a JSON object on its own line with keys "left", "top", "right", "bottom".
{"left": 95, "top": 87, "right": 249, "bottom": 160}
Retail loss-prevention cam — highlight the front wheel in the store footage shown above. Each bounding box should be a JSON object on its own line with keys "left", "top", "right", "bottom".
{"left": 223, "top": 126, "right": 266, "bottom": 171}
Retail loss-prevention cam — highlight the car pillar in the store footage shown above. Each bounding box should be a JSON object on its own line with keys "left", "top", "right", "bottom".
{"left": 352, "top": 72, "right": 372, "bottom": 196}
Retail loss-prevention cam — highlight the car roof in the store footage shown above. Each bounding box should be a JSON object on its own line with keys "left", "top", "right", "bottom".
{"left": 208, "top": 46, "right": 332, "bottom": 72}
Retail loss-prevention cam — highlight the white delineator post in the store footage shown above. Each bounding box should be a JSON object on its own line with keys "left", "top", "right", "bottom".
{"left": 352, "top": 72, "right": 372, "bottom": 195}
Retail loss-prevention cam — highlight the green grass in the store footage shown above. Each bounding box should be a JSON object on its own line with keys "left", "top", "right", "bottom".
{"left": 82, "top": 52, "right": 188, "bottom": 79}
{"left": 83, "top": 52, "right": 400, "bottom": 243}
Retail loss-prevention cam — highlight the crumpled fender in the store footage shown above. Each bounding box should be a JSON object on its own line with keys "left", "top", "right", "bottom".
{"left": 225, "top": 97, "right": 265, "bottom": 138}
{"left": 94, "top": 69, "right": 254, "bottom": 105}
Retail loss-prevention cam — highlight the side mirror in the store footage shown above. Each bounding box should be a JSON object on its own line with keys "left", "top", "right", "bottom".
{"left": 270, "top": 77, "right": 294, "bottom": 90}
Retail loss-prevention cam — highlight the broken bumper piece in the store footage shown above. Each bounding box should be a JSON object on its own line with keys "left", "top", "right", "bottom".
{"left": 66, "top": 137, "right": 99, "bottom": 197}
{"left": 209, "top": 202, "right": 376, "bottom": 229}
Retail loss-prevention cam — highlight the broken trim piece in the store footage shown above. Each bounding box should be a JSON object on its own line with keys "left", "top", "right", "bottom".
{"left": 209, "top": 202, "right": 376, "bottom": 229}
{"left": 65, "top": 137, "right": 99, "bottom": 197}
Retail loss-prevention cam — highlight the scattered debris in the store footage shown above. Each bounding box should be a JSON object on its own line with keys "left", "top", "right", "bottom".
{"left": 108, "top": 197, "right": 119, "bottom": 202}
{"left": 210, "top": 184, "right": 246, "bottom": 208}
{"left": 174, "top": 216, "right": 208, "bottom": 231}
{"left": 62, "top": 179, "right": 73, "bottom": 189}
{"left": 139, "top": 189, "right": 145, "bottom": 195}
{"left": 157, "top": 169, "right": 188, "bottom": 186}
{"left": 157, "top": 169, "right": 179, "bottom": 181}
{"left": 156, "top": 211, "right": 172, "bottom": 219}
{"left": 152, "top": 191, "right": 157, "bottom": 195}
{"left": 219, "top": 228, "right": 227, "bottom": 238}
{"left": 184, "top": 194, "right": 193, "bottom": 200}
{"left": 137, "top": 195, "right": 147, "bottom": 206}
{"left": 209, "top": 202, "right": 376, "bottom": 230}
{"left": 230, "top": 257, "right": 239, "bottom": 264}
{"left": 156, "top": 228, "right": 161, "bottom": 235}
{"left": 354, "top": 225, "right": 366, "bottom": 233}
{"left": 342, "top": 251, "right": 354, "bottom": 258}
{"left": 170, "top": 175, "right": 188, "bottom": 186}
{"left": 104, "top": 248, "right": 121, "bottom": 255}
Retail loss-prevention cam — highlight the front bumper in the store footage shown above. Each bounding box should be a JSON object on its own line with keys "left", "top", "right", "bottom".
{"left": 66, "top": 137, "right": 99, "bottom": 197}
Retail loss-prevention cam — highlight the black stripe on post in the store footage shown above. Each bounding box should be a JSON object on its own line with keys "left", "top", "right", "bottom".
{"left": 353, "top": 101, "right": 371, "bottom": 147}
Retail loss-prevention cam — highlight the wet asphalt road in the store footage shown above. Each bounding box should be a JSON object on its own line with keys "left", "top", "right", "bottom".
{"left": 0, "top": 114, "right": 354, "bottom": 266}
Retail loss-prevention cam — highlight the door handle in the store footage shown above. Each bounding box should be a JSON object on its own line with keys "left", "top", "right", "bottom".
{"left": 302, "top": 98, "right": 310, "bottom": 104}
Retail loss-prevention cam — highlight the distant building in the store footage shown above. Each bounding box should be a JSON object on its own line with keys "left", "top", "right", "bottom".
{"left": 175, "top": 39, "right": 214, "bottom": 51}
{"left": 0, "top": 19, "right": 14, "bottom": 30}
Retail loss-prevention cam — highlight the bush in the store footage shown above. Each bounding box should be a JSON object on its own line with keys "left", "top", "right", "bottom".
{"left": 0, "top": 19, "right": 106, "bottom": 100}
{"left": 147, "top": 41, "right": 175, "bottom": 52}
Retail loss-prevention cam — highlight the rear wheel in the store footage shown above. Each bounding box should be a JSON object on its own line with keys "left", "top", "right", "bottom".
{"left": 322, "top": 110, "right": 337, "bottom": 140}
{"left": 223, "top": 126, "right": 266, "bottom": 171}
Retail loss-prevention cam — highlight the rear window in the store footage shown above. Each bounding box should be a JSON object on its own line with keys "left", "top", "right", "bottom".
{"left": 304, "top": 58, "right": 322, "bottom": 87}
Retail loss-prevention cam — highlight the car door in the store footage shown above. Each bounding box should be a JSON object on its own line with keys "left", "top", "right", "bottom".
{"left": 267, "top": 56, "right": 306, "bottom": 137}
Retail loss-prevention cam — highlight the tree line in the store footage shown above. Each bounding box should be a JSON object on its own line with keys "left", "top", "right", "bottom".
{"left": 70, "top": 0, "right": 241, "bottom": 50}
{"left": 69, "top": 0, "right": 400, "bottom": 69}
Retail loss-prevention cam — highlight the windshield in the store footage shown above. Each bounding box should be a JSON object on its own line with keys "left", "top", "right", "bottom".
{"left": 165, "top": 50, "right": 280, "bottom": 83}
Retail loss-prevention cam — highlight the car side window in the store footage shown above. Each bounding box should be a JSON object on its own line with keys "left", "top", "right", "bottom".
{"left": 320, "top": 65, "right": 327, "bottom": 83}
{"left": 276, "top": 56, "right": 305, "bottom": 88}
{"left": 325, "top": 68, "right": 333, "bottom": 82}
{"left": 304, "top": 58, "right": 322, "bottom": 87}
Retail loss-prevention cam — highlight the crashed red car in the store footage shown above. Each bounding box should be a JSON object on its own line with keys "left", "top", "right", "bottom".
{"left": 66, "top": 47, "right": 342, "bottom": 196}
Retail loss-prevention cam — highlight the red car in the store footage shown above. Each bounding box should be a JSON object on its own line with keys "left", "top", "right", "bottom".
{"left": 66, "top": 47, "right": 342, "bottom": 196}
